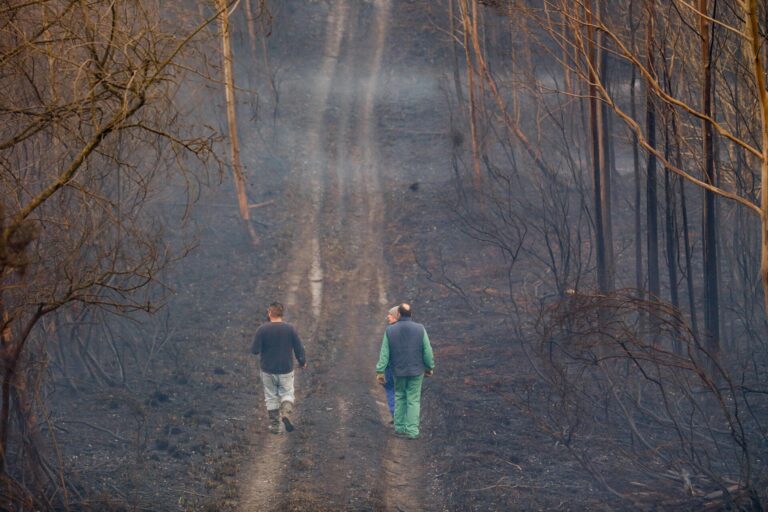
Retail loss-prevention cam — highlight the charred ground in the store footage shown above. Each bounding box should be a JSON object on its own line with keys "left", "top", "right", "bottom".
{"left": 41, "top": 1, "right": 756, "bottom": 511}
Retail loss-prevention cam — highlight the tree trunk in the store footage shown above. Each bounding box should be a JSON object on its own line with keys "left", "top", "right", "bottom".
{"left": 671, "top": 108, "right": 701, "bottom": 340}
{"left": 645, "top": 0, "right": 660, "bottom": 300}
{"left": 0, "top": 308, "right": 11, "bottom": 474}
{"left": 680, "top": 177, "right": 699, "bottom": 339}
{"left": 700, "top": 0, "right": 719, "bottom": 356}
{"left": 459, "top": 0, "right": 482, "bottom": 185}
{"left": 217, "top": 0, "right": 258, "bottom": 245}
{"left": 244, "top": 0, "right": 259, "bottom": 64}
{"left": 599, "top": 18, "right": 615, "bottom": 291}
{"left": 629, "top": 1, "right": 644, "bottom": 299}
{"left": 448, "top": 0, "right": 465, "bottom": 108}
{"left": 587, "top": 0, "right": 610, "bottom": 293}
{"left": 0, "top": 365, "right": 11, "bottom": 474}
{"left": 664, "top": 125, "right": 680, "bottom": 351}
{"left": 744, "top": 0, "right": 768, "bottom": 319}
{"left": 660, "top": 58, "right": 680, "bottom": 331}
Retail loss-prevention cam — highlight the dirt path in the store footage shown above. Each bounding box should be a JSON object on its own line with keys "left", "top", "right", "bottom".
{"left": 239, "top": 1, "right": 433, "bottom": 510}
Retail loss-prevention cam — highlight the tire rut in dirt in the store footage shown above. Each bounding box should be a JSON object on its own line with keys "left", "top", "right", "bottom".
{"left": 238, "top": 1, "right": 350, "bottom": 510}
{"left": 270, "top": 2, "right": 394, "bottom": 505}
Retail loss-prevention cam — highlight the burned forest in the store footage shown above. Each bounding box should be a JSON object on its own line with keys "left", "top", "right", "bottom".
{"left": 1, "top": 0, "right": 767, "bottom": 510}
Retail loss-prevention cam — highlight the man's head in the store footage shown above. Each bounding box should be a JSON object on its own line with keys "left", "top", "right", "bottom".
{"left": 398, "top": 303, "right": 412, "bottom": 318}
{"left": 386, "top": 306, "right": 400, "bottom": 325}
{"left": 267, "top": 302, "right": 284, "bottom": 320}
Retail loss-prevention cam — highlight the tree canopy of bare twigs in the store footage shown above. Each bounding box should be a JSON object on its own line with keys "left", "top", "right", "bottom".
{"left": 447, "top": 0, "right": 768, "bottom": 508}
{"left": 0, "top": 1, "right": 220, "bottom": 507}
{"left": 529, "top": 291, "right": 767, "bottom": 509}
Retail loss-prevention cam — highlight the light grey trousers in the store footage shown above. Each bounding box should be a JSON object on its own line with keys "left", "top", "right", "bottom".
{"left": 261, "top": 371, "right": 295, "bottom": 411}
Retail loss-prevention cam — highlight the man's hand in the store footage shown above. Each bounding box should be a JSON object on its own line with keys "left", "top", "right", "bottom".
{"left": 425, "top": 368, "right": 434, "bottom": 377}
{"left": 299, "top": 362, "right": 308, "bottom": 370}
{"left": 376, "top": 373, "right": 386, "bottom": 385}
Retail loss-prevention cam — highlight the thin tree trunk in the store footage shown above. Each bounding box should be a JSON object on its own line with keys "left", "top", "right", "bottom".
{"left": 218, "top": 0, "right": 258, "bottom": 245}
{"left": 586, "top": 0, "right": 609, "bottom": 293}
{"left": 11, "top": 372, "right": 47, "bottom": 491}
{"left": 0, "top": 367, "right": 10, "bottom": 474}
{"left": 744, "top": 0, "right": 768, "bottom": 318}
{"left": 660, "top": 53, "right": 680, "bottom": 332}
{"left": 449, "top": 0, "right": 465, "bottom": 108}
{"left": 645, "top": 0, "right": 660, "bottom": 301}
{"left": 459, "top": 0, "right": 482, "bottom": 185}
{"left": 563, "top": 18, "right": 573, "bottom": 95}
{"left": 629, "top": 1, "right": 644, "bottom": 299}
{"left": 599, "top": 15, "right": 615, "bottom": 291}
{"left": 0, "top": 306, "right": 11, "bottom": 474}
{"left": 664, "top": 124, "right": 680, "bottom": 352}
{"left": 700, "top": 0, "right": 719, "bottom": 356}
{"left": 632, "top": 84, "right": 643, "bottom": 293}
{"left": 254, "top": 3, "right": 279, "bottom": 132}
{"left": 671, "top": 107, "right": 701, "bottom": 340}
{"left": 680, "top": 177, "right": 699, "bottom": 339}
{"left": 244, "top": 0, "right": 259, "bottom": 64}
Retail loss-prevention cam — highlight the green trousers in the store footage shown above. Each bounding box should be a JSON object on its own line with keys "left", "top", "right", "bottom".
{"left": 394, "top": 374, "right": 424, "bottom": 438}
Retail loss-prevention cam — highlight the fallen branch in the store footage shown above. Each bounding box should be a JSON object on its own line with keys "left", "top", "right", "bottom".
{"left": 248, "top": 199, "right": 274, "bottom": 209}
{"left": 57, "top": 420, "right": 131, "bottom": 443}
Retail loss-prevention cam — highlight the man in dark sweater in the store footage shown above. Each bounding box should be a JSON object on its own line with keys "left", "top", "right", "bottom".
{"left": 251, "top": 302, "right": 307, "bottom": 434}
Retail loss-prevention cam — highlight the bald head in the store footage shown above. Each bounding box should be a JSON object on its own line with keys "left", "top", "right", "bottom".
{"left": 398, "top": 303, "right": 412, "bottom": 318}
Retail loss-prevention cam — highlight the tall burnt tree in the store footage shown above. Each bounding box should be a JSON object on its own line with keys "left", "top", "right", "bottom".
{"left": 699, "top": 0, "right": 720, "bottom": 355}
{"left": 644, "top": 0, "right": 661, "bottom": 302}
{"left": 743, "top": 0, "right": 768, "bottom": 317}
{"left": 586, "top": 0, "right": 614, "bottom": 293}
{"left": 629, "top": 0, "right": 644, "bottom": 300}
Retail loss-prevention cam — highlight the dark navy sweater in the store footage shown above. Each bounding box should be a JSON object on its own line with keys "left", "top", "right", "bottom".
{"left": 251, "top": 321, "right": 306, "bottom": 374}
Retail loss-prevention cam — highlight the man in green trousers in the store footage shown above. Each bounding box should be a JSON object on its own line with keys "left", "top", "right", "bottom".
{"left": 376, "top": 303, "right": 434, "bottom": 439}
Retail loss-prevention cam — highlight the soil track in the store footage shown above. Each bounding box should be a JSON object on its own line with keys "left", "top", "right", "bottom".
{"left": 239, "top": 1, "right": 434, "bottom": 510}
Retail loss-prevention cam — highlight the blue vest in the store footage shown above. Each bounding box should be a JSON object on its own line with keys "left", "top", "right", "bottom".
{"left": 386, "top": 318, "right": 426, "bottom": 377}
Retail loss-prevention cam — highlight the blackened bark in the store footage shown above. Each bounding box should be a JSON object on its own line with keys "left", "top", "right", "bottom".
{"left": 599, "top": 3, "right": 615, "bottom": 291}
{"left": 587, "top": 0, "right": 610, "bottom": 293}
{"left": 645, "top": 0, "right": 660, "bottom": 300}
{"left": 629, "top": 1, "right": 644, "bottom": 298}
{"left": 671, "top": 108, "right": 700, "bottom": 340}
{"left": 448, "top": 0, "right": 465, "bottom": 108}
{"left": 663, "top": 126, "right": 680, "bottom": 352}
{"left": 700, "top": 0, "right": 720, "bottom": 356}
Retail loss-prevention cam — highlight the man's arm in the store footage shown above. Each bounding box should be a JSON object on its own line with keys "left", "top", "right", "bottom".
{"left": 422, "top": 330, "right": 435, "bottom": 371}
{"left": 375, "top": 334, "right": 390, "bottom": 374}
{"left": 292, "top": 328, "right": 307, "bottom": 368}
{"left": 251, "top": 332, "right": 261, "bottom": 355}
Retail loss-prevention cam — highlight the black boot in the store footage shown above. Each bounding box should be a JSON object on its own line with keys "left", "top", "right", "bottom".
{"left": 280, "top": 401, "right": 294, "bottom": 432}
{"left": 268, "top": 409, "right": 281, "bottom": 434}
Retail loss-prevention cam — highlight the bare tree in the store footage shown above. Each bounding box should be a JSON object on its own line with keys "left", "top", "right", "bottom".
{"left": 0, "top": 1, "right": 219, "bottom": 506}
{"left": 558, "top": 1, "right": 768, "bottom": 320}
{"left": 529, "top": 290, "right": 766, "bottom": 508}
{"left": 445, "top": 0, "right": 768, "bottom": 508}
